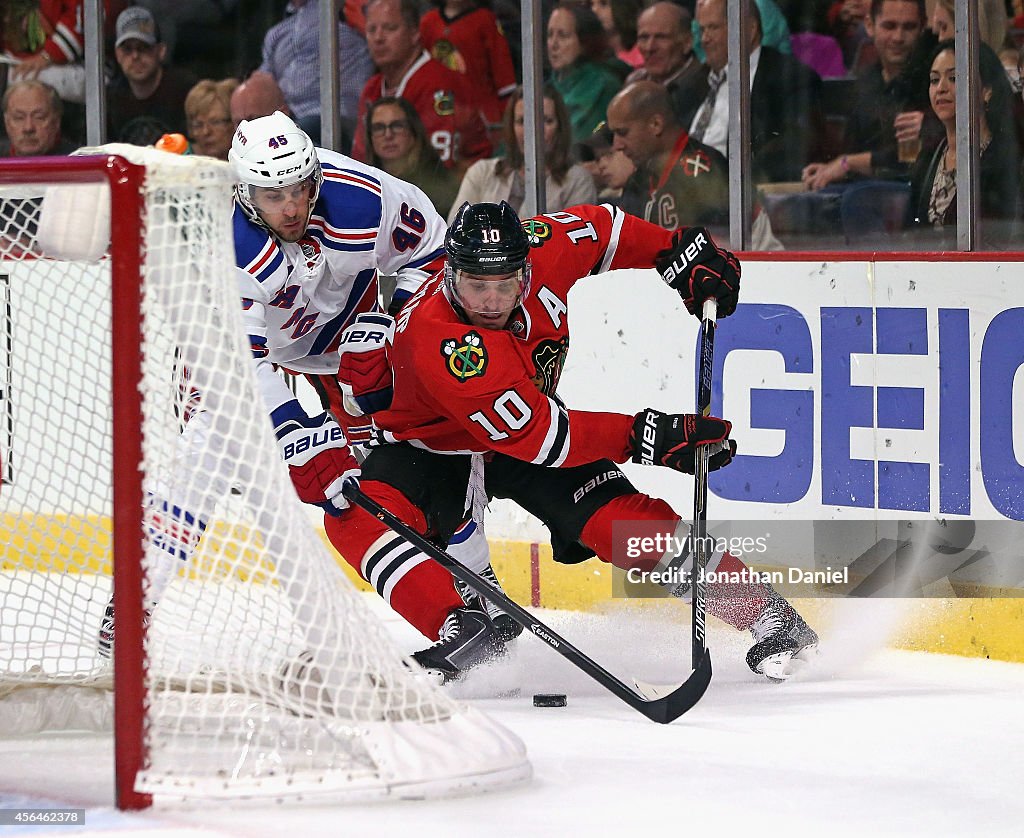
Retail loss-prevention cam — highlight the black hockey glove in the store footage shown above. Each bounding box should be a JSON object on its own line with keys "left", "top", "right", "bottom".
{"left": 655, "top": 226, "right": 740, "bottom": 318}
{"left": 629, "top": 408, "right": 736, "bottom": 473}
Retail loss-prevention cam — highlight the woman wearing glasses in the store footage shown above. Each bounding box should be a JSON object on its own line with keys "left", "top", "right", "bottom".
{"left": 364, "top": 96, "right": 460, "bottom": 219}
{"left": 184, "top": 78, "right": 239, "bottom": 160}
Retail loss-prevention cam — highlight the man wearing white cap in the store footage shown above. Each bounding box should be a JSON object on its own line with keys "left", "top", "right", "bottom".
{"left": 106, "top": 6, "right": 197, "bottom": 143}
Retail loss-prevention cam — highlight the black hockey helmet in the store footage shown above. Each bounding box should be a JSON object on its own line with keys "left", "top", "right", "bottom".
{"left": 444, "top": 202, "right": 533, "bottom": 323}
{"left": 445, "top": 201, "right": 531, "bottom": 276}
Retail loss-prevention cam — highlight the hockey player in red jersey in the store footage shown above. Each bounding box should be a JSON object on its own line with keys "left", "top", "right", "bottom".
{"left": 332, "top": 201, "right": 818, "bottom": 683}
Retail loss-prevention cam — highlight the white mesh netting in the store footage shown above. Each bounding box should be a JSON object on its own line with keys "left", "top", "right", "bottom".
{"left": 0, "top": 146, "right": 528, "bottom": 803}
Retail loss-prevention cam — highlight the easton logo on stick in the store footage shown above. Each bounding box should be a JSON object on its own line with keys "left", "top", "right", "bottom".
{"left": 441, "top": 331, "right": 487, "bottom": 381}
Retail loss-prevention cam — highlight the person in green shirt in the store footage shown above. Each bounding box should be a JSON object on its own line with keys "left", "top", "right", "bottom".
{"left": 547, "top": 2, "right": 624, "bottom": 144}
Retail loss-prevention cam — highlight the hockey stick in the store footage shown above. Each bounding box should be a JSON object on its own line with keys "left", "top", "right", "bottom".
{"left": 343, "top": 482, "right": 712, "bottom": 724}
{"left": 691, "top": 299, "right": 718, "bottom": 671}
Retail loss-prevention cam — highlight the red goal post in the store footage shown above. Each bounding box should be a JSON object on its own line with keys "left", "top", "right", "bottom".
{"left": 0, "top": 148, "right": 528, "bottom": 809}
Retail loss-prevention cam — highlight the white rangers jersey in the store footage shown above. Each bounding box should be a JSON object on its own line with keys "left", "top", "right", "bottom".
{"left": 233, "top": 148, "right": 446, "bottom": 424}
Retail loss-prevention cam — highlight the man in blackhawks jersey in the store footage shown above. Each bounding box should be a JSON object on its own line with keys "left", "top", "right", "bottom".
{"left": 333, "top": 201, "right": 818, "bottom": 684}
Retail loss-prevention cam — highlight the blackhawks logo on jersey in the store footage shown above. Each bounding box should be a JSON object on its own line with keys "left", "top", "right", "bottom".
{"left": 441, "top": 331, "right": 487, "bottom": 381}
{"left": 522, "top": 219, "right": 551, "bottom": 246}
{"left": 433, "top": 89, "right": 456, "bottom": 117}
{"left": 431, "top": 40, "right": 467, "bottom": 73}
{"left": 531, "top": 337, "right": 569, "bottom": 395}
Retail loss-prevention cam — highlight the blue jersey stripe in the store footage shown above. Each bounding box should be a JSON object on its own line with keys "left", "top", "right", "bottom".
{"left": 309, "top": 268, "right": 376, "bottom": 356}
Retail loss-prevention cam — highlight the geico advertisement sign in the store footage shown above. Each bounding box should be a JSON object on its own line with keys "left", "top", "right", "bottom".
{"left": 558, "top": 260, "right": 1023, "bottom": 523}
{"left": 709, "top": 300, "right": 1022, "bottom": 519}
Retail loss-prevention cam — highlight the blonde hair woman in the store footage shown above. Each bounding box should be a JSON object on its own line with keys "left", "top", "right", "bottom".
{"left": 184, "top": 78, "right": 239, "bottom": 159}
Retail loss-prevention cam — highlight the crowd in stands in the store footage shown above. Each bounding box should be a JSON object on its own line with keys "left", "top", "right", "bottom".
{"left": 2, "top": 0, "right": 1024, "bottom": 250}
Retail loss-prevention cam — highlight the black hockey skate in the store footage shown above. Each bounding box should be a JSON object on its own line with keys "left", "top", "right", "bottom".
{"left": 746, "top": 593, "right": 819, "bottom": 681}
{"left": 412, "top": 607, "right": 506, "bottom": 685}
{"left": 455, "top": 564, "right": 524, "bottom": 643}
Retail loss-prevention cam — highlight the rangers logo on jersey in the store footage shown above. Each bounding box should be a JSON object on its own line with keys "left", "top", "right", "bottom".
{"left": 298, "top": 237, "right": 322, "bottom": 269}
{"left": 441, "top": 331, "right": 487, "bottom": 381}
{"left": 522, "top": 219, "right": 552, "bottom": 246}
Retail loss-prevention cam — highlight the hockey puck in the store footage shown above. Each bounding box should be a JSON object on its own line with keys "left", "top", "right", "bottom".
{"left": 532, "top": 693, "right": 567, "bottom": 708}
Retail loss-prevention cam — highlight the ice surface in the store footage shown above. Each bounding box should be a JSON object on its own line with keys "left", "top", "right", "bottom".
{"left": 1, "top": 596, "right": 1022, "bottom": 837}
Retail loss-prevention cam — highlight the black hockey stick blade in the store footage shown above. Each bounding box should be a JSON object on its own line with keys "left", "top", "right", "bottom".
{"left": 343, "top": 481, "right": 712, "bottom": 723}
{"left": 632, "top": 648, "right": 712, "bottom": 723}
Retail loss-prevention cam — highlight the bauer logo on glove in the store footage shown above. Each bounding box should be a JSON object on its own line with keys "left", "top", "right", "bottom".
{"left": 656, "top": 226, "right": 740, "bottom": 318}
{"left": 629, "top": 408, "right": 736, "bottom": 473}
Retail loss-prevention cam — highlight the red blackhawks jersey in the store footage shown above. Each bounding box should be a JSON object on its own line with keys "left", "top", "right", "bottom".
{"left": 419, "top": 7, "right": 517, "bottom": 125}
{"left": 373, "top": 204, "right": 676, "bottom": 467}
{"left": 350, "top": 51, "right": 492, "bottom": 168}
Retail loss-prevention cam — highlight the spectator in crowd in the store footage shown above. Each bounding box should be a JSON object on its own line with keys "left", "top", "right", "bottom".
{"left": 258, "top": 0, "right": 373, "bottom": 150}
{"left": 364, "top": 96, "right": 461, "bottom": 218}
{"left": 793, "top": 0, "right": 945, "bottom": 243}
{"left": 352, "top": 0, "right": 491, "bottom": 171}
{"left": 1, "top": 80, "right": 74, "bottom": 156}
{"left": 802, "top": 0, "right": 936, "bottom": 191}
{"left": 0, "top": 0, "right": 124, "bottom": 105}
{"left": 681, "top": 0, "right": 824, "bottom": 184}
{"left": 184, "top": 78, "right": 238, "bottom": 159}
{"left": 827, "top": 0, "right": 871, "bottom": 71}
{"left": 590, "top": 0, "right": 644, "bottom": 69}
{"left": 607, "top": 79, "right": 780, "bottom": 250}
{"left": 692, "top": 0, "right": 792, "bottom": 62}
{"left": 625, "top": 3, "right": 704, "bottom": 116}
{"left": 547, "top": 2, "right": 623, "bottom": 144}
{"left": 230, "top": 71, "right": 290, "bottom": 125}
{"left": 928, "top": 0, "right": 1008, "bottom": 54}
{"left": 607, "top": 80, "right": 728, "bottom": 227}
{"left": 107, "top": 6, "right": 195, "bottom": 143}
{"left": 449, "top": 84, "right": 596, "bottom": 220}
{"left": 0, "top": 79, "right": 76, "bottom": 252}
{"left": 905, "top": 39, "right": 1019, "bottom": 245}
{"left": 579, "top": 124, "right": 636, "bottom": 204}
{"left": 419, "top": 0, "right": 517, "bottom": 126}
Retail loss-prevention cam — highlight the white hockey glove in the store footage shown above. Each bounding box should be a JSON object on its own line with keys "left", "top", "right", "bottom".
{"left": 276, "top": 411, "right": 360, "bottom": 515}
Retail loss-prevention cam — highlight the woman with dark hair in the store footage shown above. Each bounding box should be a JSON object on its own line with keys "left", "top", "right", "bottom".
{"left": 547, "top": 2, "right": 623, "bottom": 143}
{"left": 905, "top": 40, "right": 1020, "bottom": 246}
{"left": 448, "top": 84, "right": 597, "bottom": 221}
{"left": 364, "top": 96, "right": 461, "bottom": 219}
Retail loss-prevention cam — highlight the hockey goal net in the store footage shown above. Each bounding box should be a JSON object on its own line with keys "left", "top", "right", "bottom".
{"left": 0, "top": 147, "right": 528, "bottom": 808}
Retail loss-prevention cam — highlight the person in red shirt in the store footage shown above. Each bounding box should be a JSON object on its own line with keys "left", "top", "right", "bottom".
{"left": 419, "top": 0, "right": 517, "bottom": 126}
{"left": 332, "top": 201, "right": 818, "bottom": 685}
{"left": 351, "top": 0, "right": 492, "bottom": 172}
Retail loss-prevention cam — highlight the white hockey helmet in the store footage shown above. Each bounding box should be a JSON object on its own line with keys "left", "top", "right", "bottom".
{"left": 229, "top": 111, "right": 322, "bottom": 229}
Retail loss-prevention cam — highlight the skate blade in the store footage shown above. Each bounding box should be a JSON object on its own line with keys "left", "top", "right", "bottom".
{"left": 759, "top": 643, "right": 819, "bottom": 682}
